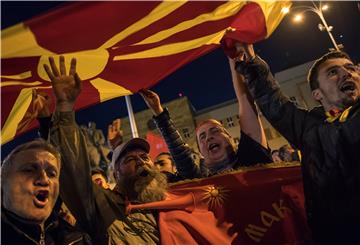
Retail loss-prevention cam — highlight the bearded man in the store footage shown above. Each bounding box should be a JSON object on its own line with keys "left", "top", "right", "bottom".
{"left": 112, "top": 139, "right": 167, "bottom": 204}
{"left": 45, "top": 56, "right": 166, "bottom": 244}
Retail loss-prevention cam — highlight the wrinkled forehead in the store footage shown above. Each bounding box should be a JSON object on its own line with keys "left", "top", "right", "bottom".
{"left": 123, "top": 148, "right": 148, "bottom": 158}
{"left": 117, "top": 148, "right": 148, "bottom": 165}
{"left": 319, "top": 57, "right": 354, "bottom": 73}
{"left": 196, "top": 121, "right": 224, "bottom": 136}
{"left": 12, "top": 149, "right": 59, "bottom": 169}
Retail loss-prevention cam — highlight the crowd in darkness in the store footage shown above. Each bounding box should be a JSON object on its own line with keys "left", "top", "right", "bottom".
{"left": 1, "top": 42, "right": 360, "bottom": 244}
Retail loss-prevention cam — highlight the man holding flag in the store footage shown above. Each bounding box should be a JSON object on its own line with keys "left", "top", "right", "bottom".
{"left": 236, "top": 43, "right": 360, "bottom": 243}
{"left": 139, "top": 44, "right": 272, "bottom": 180}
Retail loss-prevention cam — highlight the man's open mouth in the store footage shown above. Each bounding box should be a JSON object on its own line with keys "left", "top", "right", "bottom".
{"left": 340, "top": 81, "right": 356, "bottom": 93}
{"left": 208, "top": 143, "right": 220, "bottom": 152}
{"left": 34, "top": 190, "right": 49, "bottom": 207}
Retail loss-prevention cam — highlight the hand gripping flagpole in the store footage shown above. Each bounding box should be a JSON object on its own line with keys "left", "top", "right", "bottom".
{"left": 125, "top": 95, "right": 139, "bottom": 138}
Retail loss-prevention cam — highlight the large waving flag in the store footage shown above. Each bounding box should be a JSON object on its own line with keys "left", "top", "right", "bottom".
{"left": 1, "top": 1, "right": 291, "bottom": 145}
{"left": 128, "top": 163, "right": 312, "bottom": 244}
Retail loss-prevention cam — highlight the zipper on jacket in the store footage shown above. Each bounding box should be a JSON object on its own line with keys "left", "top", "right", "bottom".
{"left": 67, "top": 236, "right": 83, "bottom": 245}
{"left": 5, "top": 217, "right": 42, "bottom": 245}
{"left": 39, "top": 227, "right": 45, "bottom": 245}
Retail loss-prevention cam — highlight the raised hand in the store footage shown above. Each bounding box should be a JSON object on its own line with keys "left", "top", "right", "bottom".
{"left": 233, "top": 43, "right": 255, "bottom": 62}
{"left": 32, "top": 89, "right": 52, "bottom": 118}
{"left": 43, "top": 56, "right": 82, "bottom": 111}
{"left": 107, "top": 119, "right": 123, "bottom": 150}
{"left": 139, "top": 89, "right": 164, "bottom": 115}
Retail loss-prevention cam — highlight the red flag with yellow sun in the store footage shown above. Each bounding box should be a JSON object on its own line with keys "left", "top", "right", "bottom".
{"left": 127, "top": 163, "right": 311, "bottom": 244}
{"left": 1, "top": 1, "right": 291, "bottom": 145}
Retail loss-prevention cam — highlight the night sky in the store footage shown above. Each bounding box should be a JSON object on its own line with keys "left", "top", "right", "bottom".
{"left": 1, "top": 1, "right": 360, "bottom": 156}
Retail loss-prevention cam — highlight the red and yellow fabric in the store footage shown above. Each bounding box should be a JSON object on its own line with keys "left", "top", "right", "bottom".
{"left": 1, "top": 1, "right": 291, "bottom": 145}
{"left": 146, "top": 131, "right": 169, "bottom": 160}
{"left": 325, "top": 106, "right": 352, "bottom": 123}
{"left": 128, "top": 163, "right": 312, "bottom": 244}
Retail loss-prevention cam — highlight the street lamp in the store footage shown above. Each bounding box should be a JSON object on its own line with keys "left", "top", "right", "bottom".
{"left": 283, "top": 1, "right": 342, "bottom": 51}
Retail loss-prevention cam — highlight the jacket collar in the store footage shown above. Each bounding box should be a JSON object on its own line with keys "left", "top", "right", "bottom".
{"left": 2, "top": 206, "right": 58, "bottom": 241}
{"left": 325, "top": 107, "right": 353, "bottom": 123}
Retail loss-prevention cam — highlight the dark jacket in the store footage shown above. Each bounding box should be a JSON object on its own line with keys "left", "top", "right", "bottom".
{"left": 1, "top": 208, "right": 91, "bottom": 245}
{"left": 153, "top": 108, "right": 272, "bottom": 180}
{"left": 38, "top": 116, "right": 52, "bottom": 140}
{"left": 50, "top": 111, "right": 159, "bottom": 245}
{"left": 236, "top": 56, "right": 360, "bottom": 244}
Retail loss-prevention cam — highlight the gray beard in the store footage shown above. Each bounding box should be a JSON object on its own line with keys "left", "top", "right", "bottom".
{"left": 120, "top": 166, "right": 168, "bottom": 203}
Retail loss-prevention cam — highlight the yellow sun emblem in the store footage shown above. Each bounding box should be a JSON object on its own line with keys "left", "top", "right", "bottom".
{"left": 201, "top": 185, "right": 230, "bottom": 210}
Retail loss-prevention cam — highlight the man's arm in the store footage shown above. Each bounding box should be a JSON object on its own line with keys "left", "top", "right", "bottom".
{"left": 228, "top": 57, "right": 267, "bottom": 149}
{"left": 236, "top": 44, "right": 308, "bottom": 149}
{"left": 45, "top": 56, "right": 98, "bottom": 234}
{"left": 139, "top": 89, "right": 201, "bottom": 179}
{"left": 33, "top": 90, "right": 53, "bottom": 140}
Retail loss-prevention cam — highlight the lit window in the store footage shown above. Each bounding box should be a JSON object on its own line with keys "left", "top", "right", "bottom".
{"left": 289, "top": 96, "right": 299, "bottom": 106}
{"left": 226, "top": 117, "right": 234, "bottom": 128}
{"left": 182, "top": 128, "right": 191, "bottom": 139}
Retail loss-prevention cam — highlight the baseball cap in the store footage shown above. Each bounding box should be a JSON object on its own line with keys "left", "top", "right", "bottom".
{"left": 110, "top": 138, "right": 150, "bottom": 168}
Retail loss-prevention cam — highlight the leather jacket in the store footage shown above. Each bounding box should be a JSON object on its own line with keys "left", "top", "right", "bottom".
{"left": 153, "top": 108, "right": 272, "bottom": 180}
{"left": 236, "top": 56, "right": 360, "bottom": 244}
{"left": 1, "top": 208, "right": 91, "bottom": 245}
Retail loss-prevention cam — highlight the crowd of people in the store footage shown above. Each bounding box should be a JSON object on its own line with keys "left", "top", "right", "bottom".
{"left": 2, "top": 42, "right": 359, "bottom": 244}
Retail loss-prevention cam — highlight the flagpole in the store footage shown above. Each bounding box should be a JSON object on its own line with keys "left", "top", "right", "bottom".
{"left": 125, "top": 95, "right": 139, "bottom": 138}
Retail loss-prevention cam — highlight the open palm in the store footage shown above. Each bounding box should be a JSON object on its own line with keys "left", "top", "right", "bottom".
{"left": 108, "top": 119, "right": 123, "bottom": 149}
{"left": 44, "top": 56, "right": 82, "bottom": 106}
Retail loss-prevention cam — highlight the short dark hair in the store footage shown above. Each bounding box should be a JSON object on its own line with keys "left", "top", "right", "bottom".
{"left": 91, "top": 167, "right": 107, "bottom": 179}
{"left": 278, "top": 144, "right": 293, "bottom": 158}
{"left": 156, "top": 152, "right": 171, "bottom": 158}
{"left": 1, "top": 139, "right": 61, "bottom": 181}
{"left": 308, "top": 51, "right": 351, "bottom": 91}
{"left": 155, "top": 152, "right": 174, "bottom": 166}
{"left": 271, "top": 149, "right": 279, "bottom": 155}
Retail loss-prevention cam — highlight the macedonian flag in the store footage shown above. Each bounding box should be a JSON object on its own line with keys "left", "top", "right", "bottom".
{"left": 128, "top": 163, "right": 311, "bottom": 244}
{"left": 1, "top": 1, "right": 291, "bottom": 145}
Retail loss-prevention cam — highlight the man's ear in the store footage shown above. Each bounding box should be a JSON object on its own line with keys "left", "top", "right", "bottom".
{"left": 312, "top": 88, "right": 323, "bottom": 102}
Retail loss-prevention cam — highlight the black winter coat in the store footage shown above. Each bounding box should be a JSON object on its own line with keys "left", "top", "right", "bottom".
{"left": 236, "top": 56, "right": 360, "bottom": 244}
{"left": 1, "top": 208, "right": 92, "bottom": 245}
